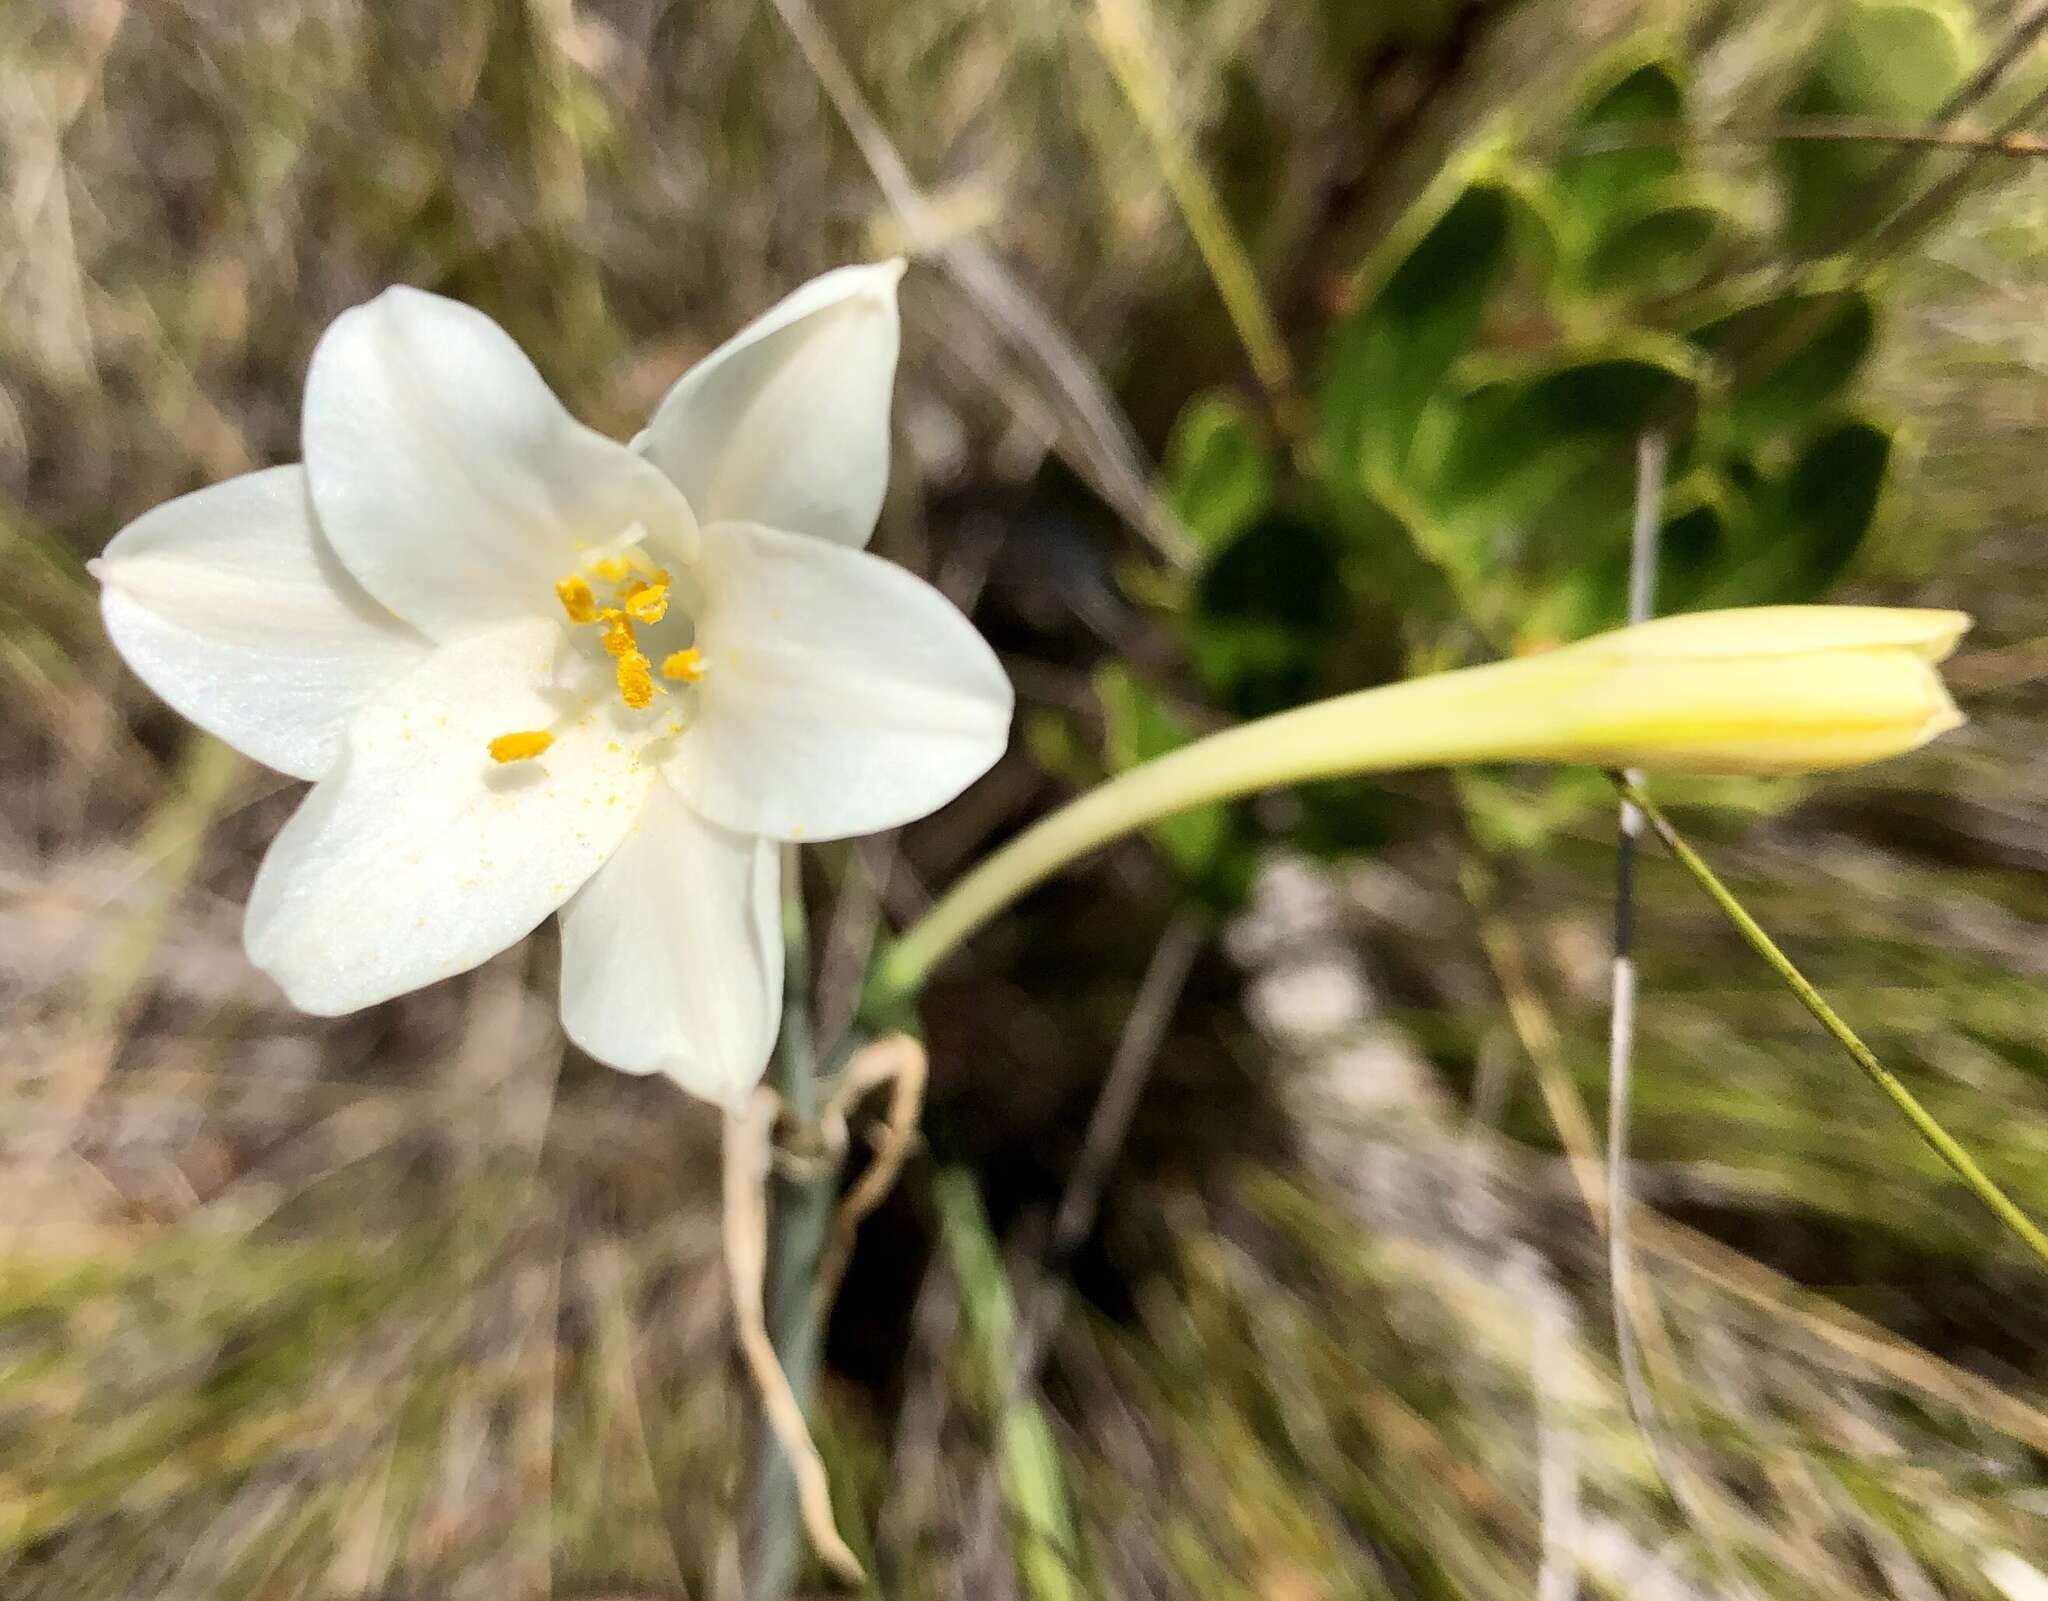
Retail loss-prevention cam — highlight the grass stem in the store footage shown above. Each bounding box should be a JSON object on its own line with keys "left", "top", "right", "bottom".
{"left": 1613, "top": 776, "right": 2048, "bottom": 1278}
{"left": 745, "top": 850, "right": 843, "bottom": 1598}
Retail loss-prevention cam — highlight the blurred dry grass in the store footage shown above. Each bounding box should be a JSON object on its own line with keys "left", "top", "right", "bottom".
{"left": 6, "top": 0, "right": 2048, "bottom": 1597}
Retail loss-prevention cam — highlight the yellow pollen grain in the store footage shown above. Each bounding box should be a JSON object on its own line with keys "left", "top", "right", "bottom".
{"left": 661, "top": 647, "right": 707, "bottom": 683}
{"left": 589, "top": 554, "right": 631, "bottom": 583}
{"left": 599, "top": 611, "right": 637, "bottom": 658}
{"left": 623, "top": 581, "right": 669, "bottom": 623}
{"left": 488, "top": 729, "right": 555, "bottom": 763}
{"left": 616, "top": 649, "right": 655, "bottom": 709}
{"left": 555, "top": 574, "right": 597, "bottom": 624}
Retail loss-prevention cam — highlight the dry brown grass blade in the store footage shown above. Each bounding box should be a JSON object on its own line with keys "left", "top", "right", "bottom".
{"left": 28, "top": 735, "right": 244, "bottom": 1170}
{"left": 1468, "top": 859, "right": 2048, "bottom": 1455}
{"left": 582, "top": 1236, "right": 694, "bottom": 1595}
{"left": 1087, "top": 0, "right": 1303, "bottom": 433}
{"left": 764, "top": 0, "right": 1196, "bottom": 571}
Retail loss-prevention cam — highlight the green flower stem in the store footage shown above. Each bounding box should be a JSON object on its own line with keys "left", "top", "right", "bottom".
{"left": 1614, "top": 776, "right": 2048, "bottom": 1277}
{"left": 748, "top": 849, "right": 839, "bottom": 1599}
{"left": 873, "top": 651, "right": 1598, "bottom": 1010}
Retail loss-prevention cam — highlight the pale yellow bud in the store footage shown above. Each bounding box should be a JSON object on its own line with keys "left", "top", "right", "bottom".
{"left": 1525, "top": 605, "right": 1969, "bottom": 776}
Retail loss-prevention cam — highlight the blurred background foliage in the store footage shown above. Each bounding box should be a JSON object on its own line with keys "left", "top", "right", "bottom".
{"left": 5, "top": 0, "right": 2048, "bottom": 1597}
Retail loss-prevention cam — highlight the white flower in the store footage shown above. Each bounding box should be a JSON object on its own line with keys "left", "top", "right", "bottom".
{"left": 94, "top": 263, "right": 1013, "bottom": 1107}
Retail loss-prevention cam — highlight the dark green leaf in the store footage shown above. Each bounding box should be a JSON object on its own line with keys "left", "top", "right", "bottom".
{"left": 1190, "top": 512, "right": 1346, "bottom": 715}
{"left": 1319, "top": 183, "right": 1512, "bottom": 485}
{"left": 1774, "top": 0, "right": 1977, "bottom": 254}
{"left": 1163, "top": 392, "right": 1276, "bottom": 552}
{"left": 1729, "top": 417, "right": 1892, "bottom": 603}
{"left": 1691, "top": 289, "right": 1876, "bottom": 442}
{"left": 1582, "top": 193, "right": 1728, "bottom": 298}
{"left": 1553, "top": 59, "right": 1685, "bottom": 236}
{"left": 1414, "top": 345, "right": 1705, "bottom": 637}
{"left": 1423, "top": 346, "right": 1703, "bottom": 515}
{"left": 1095, "top": 664, "right": 1236, "bottom": 884}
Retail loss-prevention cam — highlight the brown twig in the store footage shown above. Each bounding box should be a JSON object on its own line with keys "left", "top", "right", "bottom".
{"left": 1552, "top": 116, "right": 2048, "bottom": 160}
{"left": 808, "top": 1032, "right": 929, "bottom": 1321}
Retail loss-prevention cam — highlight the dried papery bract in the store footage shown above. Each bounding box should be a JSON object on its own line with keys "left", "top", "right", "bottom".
{"left": 722, "top": 1091, "right": 866, "bottom": 1585}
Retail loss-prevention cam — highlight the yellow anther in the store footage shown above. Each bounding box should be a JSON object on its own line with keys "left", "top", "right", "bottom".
{"left": 488, "top": 729, "right": 555, "bottom": 764}
{"left": 623, "top": 581, "right": 669, "bottom": 624}
{"left": 556, "top": 560, "right": 684, "bottom": 712}
{"left": 599, "top": 611, "right": 637, "bottom": 658}
{"left": 555, "top": 574, "right": 598, "bottom": 624}
{"left": 616, "top": 649, "right": 655, "bottom": 709}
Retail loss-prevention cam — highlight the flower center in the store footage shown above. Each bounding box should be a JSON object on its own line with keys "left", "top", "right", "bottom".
{"left": 487, "top": 541, "right": 712, "bottom": 765}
